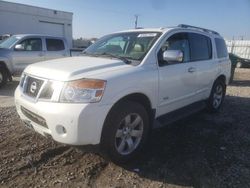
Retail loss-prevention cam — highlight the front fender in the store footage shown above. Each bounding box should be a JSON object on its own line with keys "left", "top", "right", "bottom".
{"left": 101, "top": 86, "right": 157, "bottom": 110}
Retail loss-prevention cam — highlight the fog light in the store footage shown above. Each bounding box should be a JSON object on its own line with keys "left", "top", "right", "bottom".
{"left": 56, "top": 125, "right": 67, "bottom": 135}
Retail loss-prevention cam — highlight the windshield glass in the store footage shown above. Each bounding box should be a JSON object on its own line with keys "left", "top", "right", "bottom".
{"left": 84, "top": 32, "right": 161, "bottom": 61}
{"left": 0, "top": 36, "right": 20, "bottom": 49}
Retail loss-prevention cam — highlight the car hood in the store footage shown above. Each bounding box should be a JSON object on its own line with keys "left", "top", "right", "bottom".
{"left": 24, "top": 56, "right": 133, "bottom": 81}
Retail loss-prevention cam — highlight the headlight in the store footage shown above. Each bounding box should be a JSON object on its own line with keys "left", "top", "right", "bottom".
{"left": 60, "top": 79, "right": 106, "bottom": 103}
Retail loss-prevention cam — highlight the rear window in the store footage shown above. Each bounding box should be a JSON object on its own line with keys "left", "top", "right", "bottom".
{"left": 46, "top": 39, "right": 65, "bottom": 51}
{"left": 188, "top": 33, "right": 212, "bottom": 61}
{"left": 215, "top": 38, "right": 228, "bottom": 58}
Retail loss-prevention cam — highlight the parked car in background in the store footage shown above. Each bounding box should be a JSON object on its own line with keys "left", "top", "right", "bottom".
{"left": 0, "top": 34, "right": 70, "bottom": 87}
{"left": 15, "top": 25, "right": 231, "bottom": 163}
{"left": 235, "top": 57, "right": 250, "bottom": 68}
{"left": 0, "top": 34, "right": 11, "bottom": 43}
{"left": 226, "top": 40, "right": 250, "bottom": 68}
{"left": 229, "top": 53, "right": 238, "bottom": 82}
{"left": 229, "top": 53, "right": 250, "bottom": 83}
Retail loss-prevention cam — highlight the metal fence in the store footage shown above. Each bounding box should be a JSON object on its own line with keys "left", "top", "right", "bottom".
{"left": 226, "top": 40, "right": 250, "bottom": 60}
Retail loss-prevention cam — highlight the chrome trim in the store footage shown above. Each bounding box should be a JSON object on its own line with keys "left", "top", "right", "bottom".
{"left": 36, "top": 80, "right": 48, "bottom": 101}
{"left": 21, "top": 74, "right": 49, "bottom": 102}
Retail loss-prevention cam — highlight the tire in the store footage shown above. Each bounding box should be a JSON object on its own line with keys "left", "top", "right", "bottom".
{"left": 236, "top": 61, "right": 242, "bottom": 68}
{"left": 101, "top": 101, "right": 150, "bottom": 164}
{"left": 207, "top": 79, "right": 226, "bottom": 113}
{"left": 0, "top": 68, "right": 8, "bottom": 88}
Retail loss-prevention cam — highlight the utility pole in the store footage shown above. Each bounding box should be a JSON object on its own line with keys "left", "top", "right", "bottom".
{"left": 134, "top": 14, "right": 139, "bottom": 29}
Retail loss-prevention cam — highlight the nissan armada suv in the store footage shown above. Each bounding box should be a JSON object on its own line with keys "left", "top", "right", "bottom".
{"left": 15, "top": 25, "right": 231, "bottom": 163}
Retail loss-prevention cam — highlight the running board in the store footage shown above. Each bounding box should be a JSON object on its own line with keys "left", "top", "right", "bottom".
{"left": 153, "top": 101, "right": 206, "bottom": 129}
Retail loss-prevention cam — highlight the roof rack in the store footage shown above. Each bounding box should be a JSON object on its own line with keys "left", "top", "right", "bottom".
{"left": 178, "top": 24, "right": 220, "bottom": 35}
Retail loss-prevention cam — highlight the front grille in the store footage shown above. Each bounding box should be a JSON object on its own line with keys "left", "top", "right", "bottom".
{"left": 24, "top": 76, "right": 44, "bottom": 98}
{"left": 21, "top": 75, "right": 54, "bottom": 100}
{"left": 21, "top": 106, "right": 48, "bottom": 128}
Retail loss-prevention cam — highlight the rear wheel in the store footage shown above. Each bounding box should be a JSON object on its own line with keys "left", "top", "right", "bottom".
{"left": 0, "top": 68, "right": 8, "bottom": 88}
{"left": 101, "top": 101, "right": 150, "bottom": 163}
{"left": 207, "top": 79, "right": 226, "bottom": 113}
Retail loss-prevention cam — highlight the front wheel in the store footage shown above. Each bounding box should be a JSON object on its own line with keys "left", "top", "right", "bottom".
{"left": 101, "top": 101, "right": 150, "bottom": 163}
{"left": 207, "top": 79, "right": 226, "bottom": 113}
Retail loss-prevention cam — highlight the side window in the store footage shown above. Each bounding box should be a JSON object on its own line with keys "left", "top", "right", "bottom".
{"left": 46, "top": 39, "right": 65, "bottom": 51}
{"left": 158, "top": 32, "right": 190, "bottom": 66}
{"left": 215, "top": 38, "right": 228, "bottom": 58}
{"left": 188, "top": 33, "right": 212, "bottom": 61}
{"left": 18, "top": 38, "right": 42, "bottom": 51}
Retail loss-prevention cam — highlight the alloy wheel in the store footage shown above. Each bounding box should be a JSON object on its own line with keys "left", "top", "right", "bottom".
{"left": 213, "top": 84, "right": 223, "bottom": 109}
{"left": 115, "top": 113, "right": 143, "bottom": 155}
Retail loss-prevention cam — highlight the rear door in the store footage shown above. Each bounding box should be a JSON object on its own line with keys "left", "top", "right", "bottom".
{"left": 187, "top": 32, "right": 217, "bottom": 100}
{"left": 215, "top": 38, "right": 231, "bottom": 82}
{"left": 11, "top": 37, "right": 44, "bottom": 73}
{"left": 45, "top": 38, "right": 68, "bottom": 60}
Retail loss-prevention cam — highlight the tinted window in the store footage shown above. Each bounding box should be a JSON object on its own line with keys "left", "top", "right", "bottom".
{"left": 215, "top": 38, "right": 228, "bottom": 58}
{"left": 158, "top": 32, "right": 190, "bottom": 66}
{"left": 18, "top": 38, "right": 42, "bottom": 51}
{"left": 189, "top": 33, "right": 212, "bottom": 61}
{"left": 46, "top": 39, "right": 65, "bottom": 51}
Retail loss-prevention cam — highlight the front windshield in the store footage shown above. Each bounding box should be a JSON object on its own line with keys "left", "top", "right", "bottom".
{"left": 84, "top": 32, "right": 161, "bottom": 61}
{"left": 0, "top": 36, "right": 20, "bottom": 49}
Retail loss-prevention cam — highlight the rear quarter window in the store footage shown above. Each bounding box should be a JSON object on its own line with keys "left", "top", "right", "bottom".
{"left": 188, "top": 33, "right": 212, "bottom": 61}
{"left": 215, "top": 38, "right": 228, "bottom": 58}
{"left": 46, "top": 39, "right": 65, "bottom": 51}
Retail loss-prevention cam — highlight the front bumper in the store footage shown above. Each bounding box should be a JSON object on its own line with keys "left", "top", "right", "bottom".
{"left": 15, "top": 86, "right": 112, "bottom": 145}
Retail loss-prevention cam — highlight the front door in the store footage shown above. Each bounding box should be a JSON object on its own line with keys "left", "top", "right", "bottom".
{"left": 157, "top": 32, "right": 198, "bottom": 116}
{"left": 12, "top": 37, "right": 45, "bottom": 74}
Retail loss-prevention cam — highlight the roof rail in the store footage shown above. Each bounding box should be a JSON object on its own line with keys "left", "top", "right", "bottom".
{"left": 178, "top": 24, "right": 220, "bottom": 35}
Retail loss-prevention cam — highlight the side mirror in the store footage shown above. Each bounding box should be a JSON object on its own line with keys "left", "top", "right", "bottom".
{"left": 163, "top": 50, "right": 183, "bottom": 63}
{"left": 14, "top": 44, "right": 24, "bottom": 51}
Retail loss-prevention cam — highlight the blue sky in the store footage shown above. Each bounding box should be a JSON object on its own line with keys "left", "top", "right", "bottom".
{"left": 5, "top": 0, "right": 250, "bottom": 39}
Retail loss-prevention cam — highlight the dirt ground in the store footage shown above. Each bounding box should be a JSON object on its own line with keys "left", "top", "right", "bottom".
{"left": 0, "top": 68, "right": 250, "bottom": 188}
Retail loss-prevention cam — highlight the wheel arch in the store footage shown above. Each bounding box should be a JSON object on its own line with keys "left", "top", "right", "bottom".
{"left": 216, "top": 74, "right": 226, "bottom": 84}
{"left": 0, "top": 61, "right": 11, "bottom": 78}
{"left": 100, "top": 92, "right": 155, "bottom": 143}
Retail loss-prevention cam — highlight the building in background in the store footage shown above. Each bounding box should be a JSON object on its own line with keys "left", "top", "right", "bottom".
{"left": 0, "top": 1, "right": 73, "bottom": 47}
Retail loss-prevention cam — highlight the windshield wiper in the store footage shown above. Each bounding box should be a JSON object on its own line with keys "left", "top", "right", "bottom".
{"left": 81, "top": 51, "right": 100, "bottom": 57}
{"left": 99, "top": 52, "right": 132, "bottom": 64}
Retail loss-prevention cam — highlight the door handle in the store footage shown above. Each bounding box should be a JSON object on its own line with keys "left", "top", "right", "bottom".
{"left": 188, "top": 67, "right": 196, "bottom": 73}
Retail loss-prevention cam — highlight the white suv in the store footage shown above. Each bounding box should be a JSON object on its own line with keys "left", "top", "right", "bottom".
{"left": 15, "top": 25, "right": 231, "bottom": 163}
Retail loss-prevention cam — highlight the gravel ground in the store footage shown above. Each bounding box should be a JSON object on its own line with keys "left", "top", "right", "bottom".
{"left": 0, "top": 68, "right": 250, "bottom": 188}
{"left": 0, "top": 77, "right": 19, "bottom": 107}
